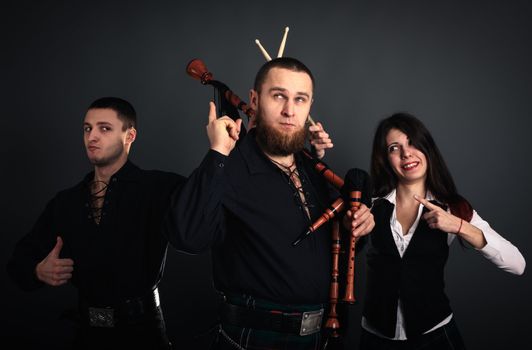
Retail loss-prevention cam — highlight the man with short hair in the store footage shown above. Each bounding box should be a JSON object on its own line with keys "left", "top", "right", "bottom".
{"left": 8, "top": 97, "right": 184, "bottom": 349}
{"left": 166, "top": 58, "right": 374, "bottom": 349}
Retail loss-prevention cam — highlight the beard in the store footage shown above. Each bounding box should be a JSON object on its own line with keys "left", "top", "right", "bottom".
{"left": 254, "top": 110, "right": 308, "bottom": 156}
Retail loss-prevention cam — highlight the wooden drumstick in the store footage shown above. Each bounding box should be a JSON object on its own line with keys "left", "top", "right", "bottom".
{"left": 308, "top": 114, "right": 316, "bottom": 126}
{"left": 277, "top": 26, "right": 289, "bottom": 57}
{"left": 255, "top": 39, "right": 272, "bottom": 61}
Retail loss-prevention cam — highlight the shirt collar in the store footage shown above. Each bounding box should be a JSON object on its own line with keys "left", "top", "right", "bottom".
{"left": 83, "top": 159, "right": 140, "bottom": 184}
{"left": 380, "top": 188, "right": 435, "bottom": 205}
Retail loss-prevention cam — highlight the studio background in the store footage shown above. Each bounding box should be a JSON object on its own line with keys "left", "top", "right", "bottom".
{"left": 1, "top": 0, "right": 530, "bottom": 349}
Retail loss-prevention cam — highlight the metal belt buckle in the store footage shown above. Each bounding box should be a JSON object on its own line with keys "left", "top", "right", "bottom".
{"left": 88, "top": 307, "right": 115, "bottom": 327}
{"left": 299, "top": 308, "right": 323, "bottom": 336}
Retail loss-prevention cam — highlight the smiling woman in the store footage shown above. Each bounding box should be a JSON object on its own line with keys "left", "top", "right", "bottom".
{"left": 385, "top": 128, "right": 428, "bottom": 186}
{"left": 354, "top": 113, "right": 526, "bottom": 350}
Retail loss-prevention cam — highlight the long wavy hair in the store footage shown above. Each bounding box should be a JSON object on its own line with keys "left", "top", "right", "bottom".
{"left": 370, "top": 113, "right": 472, "bottom": 221}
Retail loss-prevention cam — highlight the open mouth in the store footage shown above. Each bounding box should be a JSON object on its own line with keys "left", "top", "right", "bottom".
{"left": 402, "top": 161, "right": 419, "bottom": 171}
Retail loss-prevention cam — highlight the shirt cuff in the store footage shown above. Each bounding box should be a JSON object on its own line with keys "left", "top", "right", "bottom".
{"left": 200, "top": 149, "right": 229, "bottom": 172}
{"left": 474, "top": 219, "right": 501, "bottom": 257}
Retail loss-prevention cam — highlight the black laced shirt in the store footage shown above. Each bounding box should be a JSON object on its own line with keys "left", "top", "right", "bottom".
{"left": 166, "top": 129, "right": 338, "bottom": 304}
{"left": 7, "top": 161, "right": 184, "bottom": 306}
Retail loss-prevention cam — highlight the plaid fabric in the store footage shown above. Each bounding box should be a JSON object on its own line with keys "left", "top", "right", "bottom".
{"left": 213, "top": 295, "right": 326, "bottom": 350}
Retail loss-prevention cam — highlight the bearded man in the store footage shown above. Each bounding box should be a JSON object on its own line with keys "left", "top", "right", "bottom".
{"left": 166, "top": 58, "right": 374, "bottom": 349}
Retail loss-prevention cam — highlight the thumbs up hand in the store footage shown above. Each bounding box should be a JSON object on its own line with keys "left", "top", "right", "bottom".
{"left": 35, "top": 236, "right": 75, "bottom": 286}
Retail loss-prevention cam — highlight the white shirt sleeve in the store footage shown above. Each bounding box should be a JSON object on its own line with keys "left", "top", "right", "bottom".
{"left": 470, "top": 210, "right": 526, "bottom": 275}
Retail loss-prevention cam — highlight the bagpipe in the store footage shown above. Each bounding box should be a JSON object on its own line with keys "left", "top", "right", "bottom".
{"left": 186, "top": 58, "right": 253, "bottom": 138}
{"left": 185, "top": 58, "right": 371, "bottom": 337}
{"left": 294, "top": 152, "right": 372, "bottom": 337}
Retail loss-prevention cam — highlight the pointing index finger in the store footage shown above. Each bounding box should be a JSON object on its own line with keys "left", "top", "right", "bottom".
{"left": 208, "top": 101, "right": 218, "bottom": 123}
{"left": 414, "top": 194, "right": 437, "bottom": 210}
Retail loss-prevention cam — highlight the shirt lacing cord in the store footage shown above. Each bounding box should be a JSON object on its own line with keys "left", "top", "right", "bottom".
{"left": 268, "top": 157, "right": 315, "bottom": 219}
{"left": 88, "top": 180, "right": 108, "bottom": 225}
{"left": 281, "top": 166, "right": 315, "bottom": 219}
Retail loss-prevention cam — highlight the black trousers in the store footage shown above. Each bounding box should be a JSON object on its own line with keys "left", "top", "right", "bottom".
{"left": 359, "top": 318, "right": 466, "bottom": 350}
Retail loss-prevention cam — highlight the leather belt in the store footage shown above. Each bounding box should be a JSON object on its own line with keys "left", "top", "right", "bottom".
{"left": 220, "top": 301, "right": 323, "bottom": 336}
{"left": 80, "top": 288, "right": 161, "bottom": 328}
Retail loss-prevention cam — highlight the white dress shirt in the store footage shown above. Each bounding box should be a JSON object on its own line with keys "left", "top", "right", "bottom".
{"left": 362, "top": 189, "right": 526, "bottom": 340}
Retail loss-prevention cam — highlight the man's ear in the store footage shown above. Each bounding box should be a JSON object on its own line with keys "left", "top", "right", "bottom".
{"left": 126, "top": 128, "right": 137, "bottom": 144}
{"left": 249, "top": 89, "right": 258, "bottom": 109}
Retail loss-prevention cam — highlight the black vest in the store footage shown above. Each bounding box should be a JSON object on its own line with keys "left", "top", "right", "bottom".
{"left": 363, "top": 198, "right": 452, "bottom": 338}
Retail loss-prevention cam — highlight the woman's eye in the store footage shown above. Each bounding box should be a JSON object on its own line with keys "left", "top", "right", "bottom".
{"left": 388, "top": 145, "right": 399, "bottom": 153}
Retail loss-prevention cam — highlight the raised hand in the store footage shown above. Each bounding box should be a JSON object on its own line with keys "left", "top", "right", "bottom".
{"left": 35, "top": 236, "right": 74, "bottom": 287}
{"left": 309, "top": 122, "right": 333, "bottom": 159}
{"left": 206, "top": 101, "right": 242, "bottom": 156}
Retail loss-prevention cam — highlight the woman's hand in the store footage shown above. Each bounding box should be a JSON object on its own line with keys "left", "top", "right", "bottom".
{"left": 414, "top": 195, "right": 487, "bottom": 248}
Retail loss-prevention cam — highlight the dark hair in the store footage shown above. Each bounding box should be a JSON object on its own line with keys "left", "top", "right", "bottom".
{"left": 370, "top": 113, "right": 472, "bottom": 221}
{"left": 253, "top": 57, "right": 315, "bottom": 93}
{"left": 88, "top": 97, "right": 136, "bottom": 131}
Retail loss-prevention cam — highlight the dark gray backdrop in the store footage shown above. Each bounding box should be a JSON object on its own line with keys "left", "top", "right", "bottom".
{"left": 1, "top": 0, "right": 530, "bottom": 349}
